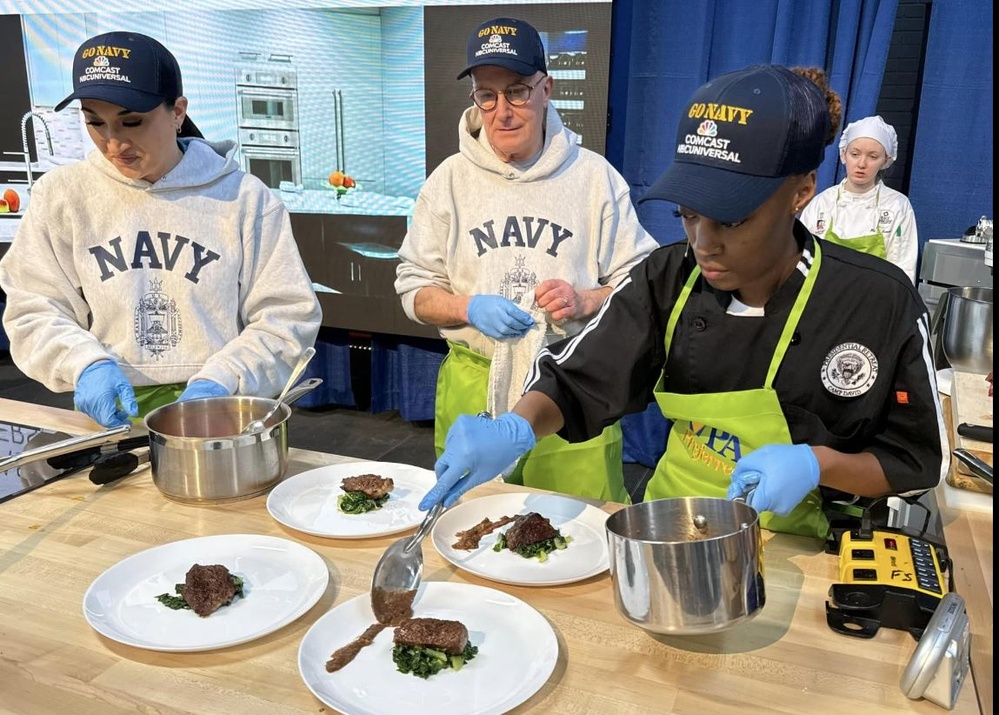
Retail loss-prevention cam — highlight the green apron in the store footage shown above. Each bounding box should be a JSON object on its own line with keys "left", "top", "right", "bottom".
{"left": 648, "top": 242, "right": 828, "bottom": 538}
{"left": 75, "top": 382, "right": 186, "bottom": 425}
{"left": 435, "top": 342, "right": 629, "bottom": 503}
{"left": 822, "top": 187, "right": 888, "bottom": 259}
{"left": 134, "top": 383, "right": 186, "bottom": 417}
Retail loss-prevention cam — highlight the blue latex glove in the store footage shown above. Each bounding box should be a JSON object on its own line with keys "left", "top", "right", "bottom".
{"left": 419, "top": 412, "right": 537, "bottom": 510}
{"left": 177, "top": 379, "right": 229, "bottom": 402}
{"left": 727, "top": 444, "right": 820, "bottom": 517}
{"left": 467, "top": 295, "right": 534, "bottom": 339}
{"left": 74, "top": 360, "right": 138, "bottom": 428}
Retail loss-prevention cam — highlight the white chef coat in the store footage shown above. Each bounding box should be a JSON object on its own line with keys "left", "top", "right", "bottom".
{"left": 800, "top": 179, "right": 919, "bottom": 283}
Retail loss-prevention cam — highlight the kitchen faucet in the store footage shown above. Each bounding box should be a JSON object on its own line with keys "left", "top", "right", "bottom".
{"left": 3, "top": 111, "right": 54, "bottom": 194}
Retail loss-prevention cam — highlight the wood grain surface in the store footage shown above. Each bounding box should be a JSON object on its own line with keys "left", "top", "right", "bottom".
{"left": 949, "top": 370, "right": 993, "bottom": 486}
{"left": 0, "top": 398, "right": 988, "bottom": 714}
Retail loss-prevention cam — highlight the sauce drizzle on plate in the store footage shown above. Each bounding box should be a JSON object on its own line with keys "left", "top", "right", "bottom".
{"left": 325, "top": 588, "right": 416, "bottom": 673}
{"left": 452, "top": 515, "right": 517, "bottom": 550}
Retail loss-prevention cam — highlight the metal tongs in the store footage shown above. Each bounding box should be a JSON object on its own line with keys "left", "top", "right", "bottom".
{"left": 0, "top": 424, "right": 131, "bottom": 472}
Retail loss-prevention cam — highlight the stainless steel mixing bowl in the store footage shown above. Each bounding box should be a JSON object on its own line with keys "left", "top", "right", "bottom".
{"left": 941, "top": 286, "right": 993, "bottom": 375}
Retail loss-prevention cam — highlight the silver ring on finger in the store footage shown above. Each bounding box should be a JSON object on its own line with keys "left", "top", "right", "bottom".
{"left": 562, "top": 296, "right": 569, "bottom": 307}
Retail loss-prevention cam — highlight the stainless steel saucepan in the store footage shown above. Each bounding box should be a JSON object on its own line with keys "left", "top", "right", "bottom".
{"left": 143, "top": 377, "right": 322, "bottom": 503}
{"left": 605, "top": 496, "right": 765, "bottom": 634}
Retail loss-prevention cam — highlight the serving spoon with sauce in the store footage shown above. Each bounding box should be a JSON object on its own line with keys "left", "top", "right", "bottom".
{"left": 325, "top": 502, "right": 447, "bottom": 673}
{"left": 370, "top": 501, "right": 447, "bottom": 621}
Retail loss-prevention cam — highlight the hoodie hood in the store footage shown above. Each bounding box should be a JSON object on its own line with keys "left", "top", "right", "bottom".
{"left": 458, "top": 105, "right": 579, "bottom": 183}
{"left": 86, "top": 137, "right": 239, "bottom": 191}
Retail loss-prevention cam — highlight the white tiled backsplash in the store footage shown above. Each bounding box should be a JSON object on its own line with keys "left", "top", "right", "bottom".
{"left": 27, "top": 106, "right": 87, "bottom": 166}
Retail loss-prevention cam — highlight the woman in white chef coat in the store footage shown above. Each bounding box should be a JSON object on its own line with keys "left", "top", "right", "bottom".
{"left": 800, "top": 116, "right": 919, "bottom": 282}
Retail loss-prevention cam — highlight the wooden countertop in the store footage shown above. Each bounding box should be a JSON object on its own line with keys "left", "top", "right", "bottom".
{"left": 0, "top": 397, "right": 985, "bottom": 714}
{"left": 938, "top": 393, "right": 994, "bottom": 715}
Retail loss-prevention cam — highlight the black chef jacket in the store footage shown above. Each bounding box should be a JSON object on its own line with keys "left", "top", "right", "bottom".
{"left": 526, "top": 223, "right": 946, "bottom": 496}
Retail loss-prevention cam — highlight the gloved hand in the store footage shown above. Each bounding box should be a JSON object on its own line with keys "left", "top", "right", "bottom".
{"left": 177, "top": 380, "right": 229, "bottom": 402}
{"left": 466, "top": 295, "right": 534, "bottom": 339}
{"left": 727, "top": 444, "right": 820, "bottom": 517}
{"left": 419, "top": 412, "right": 536, "bottom": 510}
{"left": 74, "top": 360, "right": 138, "bottom": 428}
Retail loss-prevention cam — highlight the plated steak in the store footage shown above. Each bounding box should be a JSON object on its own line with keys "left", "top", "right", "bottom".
{"left": 393, "top": 617, "right": 469, "bottom": 655}
{"left": 504, "top": 512, "right": 559, "bottom": 550}
{"left": 341, "top": 474, "right": 394, "bottom": 499}
{"left": 183, "top": 564, "right": 238, "bottom": 617}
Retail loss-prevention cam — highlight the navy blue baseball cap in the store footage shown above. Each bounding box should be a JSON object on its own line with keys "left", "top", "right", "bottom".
{"left": 55, "top": 31, "right": 183, "bottom": 112}
{"left": 457, "top": 17, "right": 547, "bottom": 80}
{"left": 641, "top": 65, "right": 831, "bottom": 223}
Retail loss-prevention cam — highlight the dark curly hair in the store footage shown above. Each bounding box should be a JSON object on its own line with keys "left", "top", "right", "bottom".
{"left": 790, "top": 66, "right": 842, "bottom": 146}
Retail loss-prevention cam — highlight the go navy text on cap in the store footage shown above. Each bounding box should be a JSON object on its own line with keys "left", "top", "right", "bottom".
{"left": 456, "top": 17, "right": 547, "bottom": 80}
{"left": 56, "top": 31, "right": 183, "bottom": 113}
{"left": 640, "top": 64, "right": 830, "bottom": 223}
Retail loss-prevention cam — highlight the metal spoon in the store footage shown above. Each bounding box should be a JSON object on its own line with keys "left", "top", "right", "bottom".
{"left": 240, "top": 347, "right": 316, "bottom": 435}
{"left": 370, "top": 501, "right": 447, "bottom": 624}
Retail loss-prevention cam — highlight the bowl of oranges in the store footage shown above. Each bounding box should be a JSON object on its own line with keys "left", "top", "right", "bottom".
{"left": 327, "top": 170, "right": 357, "bottom": 200}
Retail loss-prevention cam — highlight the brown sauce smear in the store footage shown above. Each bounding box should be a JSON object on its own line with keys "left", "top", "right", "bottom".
{"left": 452, "top": 515, "right": 517, "bottom": 550}
{"left": 326, "top": 622, "right": 388, "bottom": 672}
{"left": 326, "top": 588, "right": 417, "bottom": 674}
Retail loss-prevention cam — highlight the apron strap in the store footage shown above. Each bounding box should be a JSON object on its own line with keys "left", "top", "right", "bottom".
{"left": 664, "top": 267, "right": 701, "bottom": 355}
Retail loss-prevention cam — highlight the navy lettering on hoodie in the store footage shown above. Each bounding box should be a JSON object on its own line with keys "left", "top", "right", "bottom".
{"left": 89, "top": 231, "right": 221, "bottom": 283}
{"left": 470, "top": 215, "right": 573, "bottom": 257}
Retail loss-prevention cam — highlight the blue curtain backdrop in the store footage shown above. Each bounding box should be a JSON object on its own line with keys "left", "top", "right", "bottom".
{"left": 370, "top": 334, "right": 446, "bottom": 422}
{"left": 296, "top": 329, "right": 355, "bottom": 409}
{"left": 908, "top": 2, "right": 993, "bottom": 239}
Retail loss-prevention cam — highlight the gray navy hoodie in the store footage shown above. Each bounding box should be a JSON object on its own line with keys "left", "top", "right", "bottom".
{"left": 395, "top": 106, "right": 658, "bottom": 358}
{"left": 0, "top": 138, "right": 321, "bottom": 396}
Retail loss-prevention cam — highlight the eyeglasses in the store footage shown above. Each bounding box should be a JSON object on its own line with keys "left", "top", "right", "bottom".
{"left": 470, "top": 75, "right": 547, "bottom": 111}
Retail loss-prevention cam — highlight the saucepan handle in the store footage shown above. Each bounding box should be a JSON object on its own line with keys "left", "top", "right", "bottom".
{"left": 957, "top": 423, "right": 993, "bottom": 444}
{"left": 281, "top": 377, "right": 324, "bottom": 407}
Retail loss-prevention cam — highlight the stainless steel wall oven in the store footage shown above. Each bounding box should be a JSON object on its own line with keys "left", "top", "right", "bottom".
{"left": 235, "top": 60, "right": 301, "bottom": 188}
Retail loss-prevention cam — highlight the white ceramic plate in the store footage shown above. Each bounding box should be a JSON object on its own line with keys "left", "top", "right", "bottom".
{"left": 267, "top": 461, "right": 437, "bottom": 539}
{"left": 432, "top": 492, "right": 610, "bottom": 586}
{"left": 298, "top": 581, "right": 557, "bottom": 715}
{"left": 82, "top": 534, "right": 328, "bottom": 652}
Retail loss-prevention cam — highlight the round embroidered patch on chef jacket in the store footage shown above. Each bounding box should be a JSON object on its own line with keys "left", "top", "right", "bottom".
{"left": 821, "top": 342, "right": 878, "bottom": 397}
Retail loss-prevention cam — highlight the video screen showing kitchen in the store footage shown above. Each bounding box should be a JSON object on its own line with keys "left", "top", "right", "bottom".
{"left": 0, "top": 7, "right": 426, "bottom": 213}
{"left": 0, "top": 3, "right": 611, "bottom": 337}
